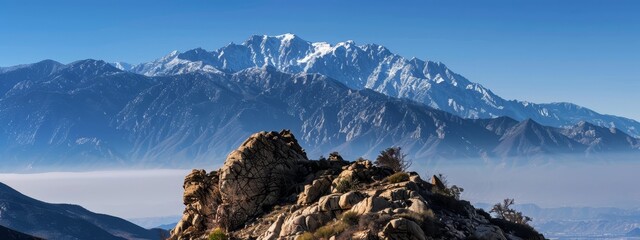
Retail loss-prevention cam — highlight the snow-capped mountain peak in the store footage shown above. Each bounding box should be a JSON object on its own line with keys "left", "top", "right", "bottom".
{"left": 111, "top": 61, "right": 135, "bottom": 71}
{"left": 122, "top": 34, "right": 640, "bottom": 137}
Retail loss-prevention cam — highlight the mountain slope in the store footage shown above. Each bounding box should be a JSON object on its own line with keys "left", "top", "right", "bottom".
{"left": 125, "top": 34, "right": 640, "bottom": 137}
{"left": 0, "top": 60, "right": 638, "bottom": 170}
{"left": 562, "top": 121, "right": 640, "bottom": 153}
{"left": 494, "top": 119, "right": 586, "bottom": 158}
{"left": 0, "top": 60, "right": 155, "bottom": 169}
{"left": 0, "top": 182, "right": 166, "bottom": 240}
{"left": 114, "top": 66, "right": 500, "bottom": 164}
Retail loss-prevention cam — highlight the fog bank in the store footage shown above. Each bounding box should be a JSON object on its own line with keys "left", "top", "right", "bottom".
{"left": 0, "top": 161, "right": 639, "bottom": 222}
{"left": 417, "top": 161, "right": 640, "bottom": 209}
{"left": 0, "top": 169, "right": 190, "bottom": 219}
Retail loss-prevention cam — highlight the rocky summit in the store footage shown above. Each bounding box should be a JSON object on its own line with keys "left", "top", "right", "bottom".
{"left": 170, "top": 130, "right": 545, "bottom": 240}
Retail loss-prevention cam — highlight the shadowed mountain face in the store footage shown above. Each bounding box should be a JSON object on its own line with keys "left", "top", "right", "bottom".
{"left": 0, "top": 182, "right": 167, "bottom": 240}
{"left": 0, "top": 225, "right": 41, "bottom": 240}
{"left": 122, "top": 34, "right": 640, "bottom": 138}
{"left": 494, "top": 119, "right": 586, "bottom": 157}
{"left": 0, "top": 59, "right": 638, "bottom": 170}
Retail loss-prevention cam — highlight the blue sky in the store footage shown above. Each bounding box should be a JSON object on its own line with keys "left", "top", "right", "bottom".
{"left": 1, "top": 0, "right": 639, "bottom": 120}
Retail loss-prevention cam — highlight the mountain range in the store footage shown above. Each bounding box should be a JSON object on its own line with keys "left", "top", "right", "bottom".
{"left": 115, "top": 34, "right": 640, "bottom": 138}
{"left": 0, "top": 182, "right": 167, "bottom": 239}
{"left": 0, "top": 52, "right": 638, "bottom": 170}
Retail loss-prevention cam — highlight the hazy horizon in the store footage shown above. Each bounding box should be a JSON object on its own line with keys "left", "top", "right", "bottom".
{"left": 1, "top": 159, "right": 639, "bottom": 221}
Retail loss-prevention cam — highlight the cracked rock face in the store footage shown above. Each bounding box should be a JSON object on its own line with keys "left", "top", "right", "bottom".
{"left": 171, "top": 169, "right": 220, "bottom": 239}
{"left": 218, "top": 130, "right": 308, "bottom": 230}
{"left": 170, "top": 130, "right": 310, "bottom": 239}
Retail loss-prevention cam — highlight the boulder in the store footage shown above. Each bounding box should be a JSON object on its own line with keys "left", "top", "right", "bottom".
{"left": 170, "top": 169, "right": 220, "bottom": 240}
{"left": 218, "top": 130, "right": 308, "bottom": 230}
{"left": 473, "top": 225, "right": 508, "bottom": 240}
{"left": 338, "top": 191, "right": 366, "bottom": 209}
{"left": 351, "top": 196, "right": 391, "bottom": 214}
{"left": 279, "top": 211, "right": 331, "bottom": 237}
{"left": 379, "top": 218, "right": 426, "bottom": 240}
{"left": 431, "top": 175, "right": 446, "bottom": 190}
{"left": 380, "top": 188, "right": 414, "bottom": 201}
{"left": 407, "top": 198, "right": 431, "bottom": 217}
{"left": 318, "top": 193, "right": 343, "bottom": 212}
{"left": 257, "top": 213, "right": 286, "bottom": 240}
{"left": 297, "top": 176, "right": 332, "bottom": 205}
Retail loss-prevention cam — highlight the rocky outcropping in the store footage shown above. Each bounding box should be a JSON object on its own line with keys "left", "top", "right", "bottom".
{"left": 172, "top": 169, "right": 220, "bottom": 239}
{"left": 170, "top": 130, "right": 545, "bottom": 240}
{"left": 218, "top": 130, "right": 308, "bottom": 230}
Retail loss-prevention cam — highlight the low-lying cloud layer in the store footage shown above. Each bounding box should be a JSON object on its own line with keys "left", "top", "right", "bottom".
{"left": 1, "top": 159, "right": 639, "bottom": 221}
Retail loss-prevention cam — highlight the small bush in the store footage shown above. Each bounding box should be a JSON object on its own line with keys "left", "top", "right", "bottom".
{"left": 208, "top": 228, "right": 227, "bottom": 240}
{"left": 314, "top": 221, "right": 348, "bottom": 239}
{"left": 396, "top": 208, "right": 435, "bottom": 223}
{"left": 335, "top": 177, "right": 359, "bottom": 193}
{"left": 341, "top": 211, "right": 359, "bottom": 225}
{"left": 490, "top": 198, "right": 532, "bottom": 225}
{"left": 386, "top": 172, "right": 409, "bottom": 183}
{"left": 296, "top": 232, "right": 315, "bottom": 240}
{"left": 358, "top": 213, "right": 392, "bottom": 233}
{"left": 374, "top": 147, "right": 411, "bottom": 172}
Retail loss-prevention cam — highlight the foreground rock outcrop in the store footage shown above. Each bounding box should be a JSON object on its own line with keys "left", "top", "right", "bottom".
{"left": 170, "top": 130, "right": 545, "bottom": 240}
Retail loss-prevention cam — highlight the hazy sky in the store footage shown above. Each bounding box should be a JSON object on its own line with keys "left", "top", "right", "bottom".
{"left": 1, "top": 0, "right": 638, "bottom": 120}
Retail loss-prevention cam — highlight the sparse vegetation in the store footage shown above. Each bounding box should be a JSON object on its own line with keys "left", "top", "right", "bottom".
{"left": 208, "top": 228, "right": 227, "bottom": 240}
{"left": 335, "top": 177, "right": 359, "bottom": 193}
{"left": 374, "top": 147, "right": 411, "bottom": 172}
{"left": 296, "top": 232, "right": 315, "bottom": 240}
{"left": 314, "top": 221, "right": 349, "bottom": 239}
{"left": 396, "top": 212, "right": 428, "bottom": 224}
{"left": 386, "top": 172, "right": 409, "bottom": 183}
{"left": 490, "top": 198, "right": 532, "bottom": 225}
{"left": 434, "top": 173, "right": 464, "bottom": 200}
{"left": 489, "top": 218, "right": 541, "bottom": 239}
{"left": 358, "top": 213, "right": 392, "bottom": 234}
{"left": 340, "top": 211, "right": 359, "bottom": 225}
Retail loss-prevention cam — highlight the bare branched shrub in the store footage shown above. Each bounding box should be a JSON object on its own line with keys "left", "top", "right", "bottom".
{"left": 490, "top": 198, "right": 532, "bottom": 225}
{"left": 374, "top": 147, "right": 411, "bottom": 172}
